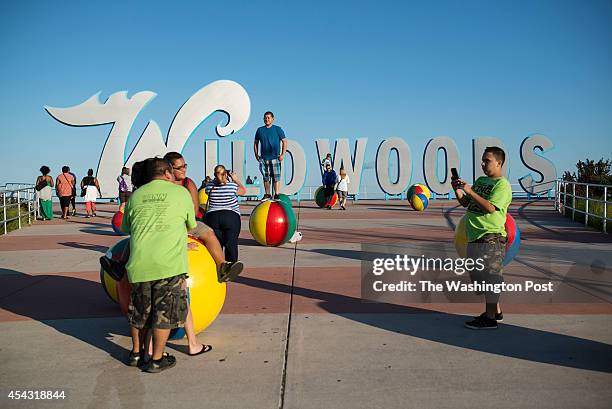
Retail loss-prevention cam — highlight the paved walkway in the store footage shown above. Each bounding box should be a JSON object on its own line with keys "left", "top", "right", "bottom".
{"left": 1, "top": 200, "right": 611, "bottom": 408}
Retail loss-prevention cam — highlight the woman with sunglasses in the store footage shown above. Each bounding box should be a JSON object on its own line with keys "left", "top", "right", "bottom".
{"left": 205, "top": 165, "right": 246, "bottom": 264}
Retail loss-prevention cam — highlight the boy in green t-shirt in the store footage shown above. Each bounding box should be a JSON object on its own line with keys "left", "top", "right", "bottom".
{"left": 121, "top": 158, "right": 196, "bottom": 372}
{"left": 452, "top": 146, "right": 512, "bottom": 330}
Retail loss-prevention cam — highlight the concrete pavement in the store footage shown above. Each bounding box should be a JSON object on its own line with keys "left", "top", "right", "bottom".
{"left": 0, "top": 200, "right": 611, "bottom": 408}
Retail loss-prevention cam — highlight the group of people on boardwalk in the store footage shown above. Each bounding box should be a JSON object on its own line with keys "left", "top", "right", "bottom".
{"left": 35, "top": 110, "right": 513, "bottom": 374}
{"left": 35, "top": 166, "right": 101, "bottom": 220}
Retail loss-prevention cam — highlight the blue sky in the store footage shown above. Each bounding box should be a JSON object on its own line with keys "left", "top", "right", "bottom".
{"left": 1, "top": 0, "right": 611, "bottom": 195}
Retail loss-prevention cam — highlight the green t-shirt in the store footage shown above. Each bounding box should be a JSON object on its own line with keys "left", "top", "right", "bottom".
{"left": 121, "top": 179, "right": 197, "bottom": 283}
{"left": 465, "top": 176, "right": 512, "bottom": 242}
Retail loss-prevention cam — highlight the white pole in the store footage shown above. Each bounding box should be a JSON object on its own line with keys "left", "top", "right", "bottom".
{"left": 585, "top": 185, "right": 589, "bottom": 226}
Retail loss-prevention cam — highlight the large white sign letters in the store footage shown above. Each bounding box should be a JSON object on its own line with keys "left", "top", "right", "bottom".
{"left": 46, "top": 81, "right": 557, "bottom": 199}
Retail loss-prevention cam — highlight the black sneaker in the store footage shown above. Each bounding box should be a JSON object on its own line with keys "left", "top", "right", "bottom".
{"left": 145, "top": 354, "right": 176, "bottom": 373}
{"left": 262, "top": 194, "right": 272, "bottom": 201}
{"left": 475, "top": 312, "right": 503, "bottom": 322}
{"left": 126, "top": 350, "right": 144, "bottom": 367}
{"left": 464, "top": 315, "right": 498, "bottom": 330}
{"left": 218, "top": 261, "right": 244, "bottom": 283}
{"left": 273, "top": 194, "right": 280, "bottom": 200}
{"left": 99, "top": 256, "right": 126, "bottom": 281}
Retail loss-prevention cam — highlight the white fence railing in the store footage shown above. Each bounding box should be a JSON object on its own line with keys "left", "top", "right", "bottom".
{"left": 0, "top": 184, "right": 38, "bottom": 235}
{"left": 555, "top": 179, "right": 611, "bottom": 233}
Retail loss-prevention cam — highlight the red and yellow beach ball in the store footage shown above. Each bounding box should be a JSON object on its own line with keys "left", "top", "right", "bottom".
{"left": 454, "top": 213, "right": 521, "bottom": 266}
{"left": 249, "top": 200, "right": 297, "bottom": 246}
{"left": 111, "top": 211, "right": 127, "bottom": 235}
{"left": 110, "top": 236, "right": 225, "bottom": 340}
{"left": 407, "top": 183, "right": 431, "bottom": 211}
{"left": 314, "top": 186, "right": 338, "bottom": 208}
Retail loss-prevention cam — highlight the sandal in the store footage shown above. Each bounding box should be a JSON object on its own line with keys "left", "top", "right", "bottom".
{"left": 218, "top": 261, "right": 244, "bottom": 283}
{"left": 145, "top": 354, "right": 176, "bottom": 373}
{"left": 188, "top": 344, "right": 212, "bottom": 356}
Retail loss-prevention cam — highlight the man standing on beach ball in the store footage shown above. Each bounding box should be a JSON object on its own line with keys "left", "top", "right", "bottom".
{"left": 254, "top": 111, "right": 287, "bottom": 200}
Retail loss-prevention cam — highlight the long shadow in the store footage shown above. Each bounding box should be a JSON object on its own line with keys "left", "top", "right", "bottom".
{"left": 366, "top": 207, "right": 412, "bottom": 212}
{"left": 238, "top": 237, "right": 261, "bottom": 246}
{"left": 80, "top": 227, "right": 119, "bottom": 236}
{"left": 234, "top": 275, "right": 612, "bottom": 373}
{"left": 0, "top": 270, "right": 128, "bottom": 362}
{"left": 518, "top": 201, "right": 612, "bottom": 244}
{"left": 59, "top": 241, "right": 109, "bottom": 253}
{"left": 443, "top": 204, "right": 462, "bottom": 230}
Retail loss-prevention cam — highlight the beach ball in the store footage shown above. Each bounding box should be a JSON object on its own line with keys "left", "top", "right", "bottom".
{"left": 314, "top": 186, "right": 338, "bottom": 208}
{"left": 198, "top": 188, "right": 208, "bottom": 215}
{"left": 99, "top": 238, "right": 130, "bottom": 303}
{"left": 277, "top": 193, "right": 292, "bottom": 207}
{"left": 454, "top": 213, "right": 521, "bottom": 266}
{"left": 111, "top": 211, "right": 126, "bottom": 235}
{"left": 249, "top": 200, "right": 297, "bottom": 246}
{"left": 114, "top": 236, "right": 226, "bottom": 340}
{"left": 407, "top": 183, "right": 431, "bottom": 211}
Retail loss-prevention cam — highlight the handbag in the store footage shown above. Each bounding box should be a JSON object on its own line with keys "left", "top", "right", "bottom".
{"left": 35, "top": 178, "right": 48, "bottom": 191}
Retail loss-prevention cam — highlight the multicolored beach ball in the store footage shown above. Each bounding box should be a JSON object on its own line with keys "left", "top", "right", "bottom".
{"left": 314, "top": 186, "right": 338, "bottom": 208}
{"left": 249, "top": 199, "right": 297, "bottom": 246}
{"left": 407, "top": 183, "right": 431, "bottom": 211}
{"left": 99, "top": 237, "right": 130, "bottom": 303}
{"left": 276, "top": 193, "right": 293, "bottom": 207}
{"left": 111, "top": 211, "right": 127, "bottom": 235}
{"left": 109, "top": 236, "right": 225, "bottom": 340}
{"left": 454, "top": 213, "right": 521, "bottom": 266}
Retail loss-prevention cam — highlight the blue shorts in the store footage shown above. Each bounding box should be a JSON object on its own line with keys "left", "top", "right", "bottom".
{"left": 259, "top": 159, "right": 282, "bottom": 183}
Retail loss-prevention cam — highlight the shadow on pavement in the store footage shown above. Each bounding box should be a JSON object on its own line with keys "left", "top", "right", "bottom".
{"left": 0, "top": 271, "right": 127, "bottom": 362}
{"left": 234, "top": 275, "right": 612, "bottom": 373}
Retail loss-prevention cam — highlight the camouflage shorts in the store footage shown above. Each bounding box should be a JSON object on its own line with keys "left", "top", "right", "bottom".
{"left": 128, "top": 274, "right": 188, "bottom": 330}
{"left": 467, "top": 234, "right": 507, "bottom": 303}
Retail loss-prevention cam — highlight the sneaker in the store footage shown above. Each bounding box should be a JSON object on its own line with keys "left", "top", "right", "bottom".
{"left": 145, "top": 354, "right": 176, "bottom": 373}
{"left": 475, "top": 312, "right": 503, "bottom": 322}
{"left": 218, "top": 261, "right": 244, "bottom": 283}
{"left": 273, "top": 194, "right": 280, "bottom": 200}
{"left": 99, "top": 256, "right": 126, "bottom": 281}
{"left": 72, "top": 209, "right": 77, "bottom": 216}
{"left": 126, "top": 350, "right": 143, "bottom": 367}
{"left": 262, "top": 194, "right": 272, "bottom": 201}
{"left": 465, "top": 315, "right": 498, "bottom": 330}
{"left": 340, "top": 205, "right": 346, "bottom": 210}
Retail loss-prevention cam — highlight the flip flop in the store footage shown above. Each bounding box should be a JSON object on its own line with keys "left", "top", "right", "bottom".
{"left": 219, "top": 261, "right": 244, "bottom": 282}
{"left": 188, "top": 344, "right": 212, "bottom": 356}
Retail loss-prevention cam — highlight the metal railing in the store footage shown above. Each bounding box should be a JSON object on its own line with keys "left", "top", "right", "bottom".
{"left": 555, "top": 179, "right": 611, "bottom": 233}
{"left": 0, "top": 184, "right": 38, "bottom": 235}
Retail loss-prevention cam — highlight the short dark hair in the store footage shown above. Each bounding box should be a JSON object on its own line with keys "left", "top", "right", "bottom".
{"left": 131, "top": 160, "right": 147, "bottom": 189}
{"left": 87, "top": 169, "right": 94, "bottom": 176}
{"left": 147, "top": 157, "right": 173, "bottom": 178}
{"left": 61, "top": 166, "right": 69, "bottom": 173}
{"left": 40, "top": 165, "right": 50, "bottom": 175}
{"left": 264, "top": 111, "right": 274, "bottom": 118}
{"left": 484, "top": 146, "right": 505, "bottom": 165}
{"left": 163, "top": 151, "right": 183, "bottom": 164}
{"left": 121, "top": 167, "right": 129, "bottom": 175}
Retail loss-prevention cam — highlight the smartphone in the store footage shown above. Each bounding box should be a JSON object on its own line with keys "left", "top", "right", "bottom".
{"left": 451, "top": 168, "right": 459, "bottom": 179}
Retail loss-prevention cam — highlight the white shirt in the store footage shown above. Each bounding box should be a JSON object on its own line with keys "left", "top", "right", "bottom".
{"left": 336, "top": 175, "right": 350, "bottom": 192}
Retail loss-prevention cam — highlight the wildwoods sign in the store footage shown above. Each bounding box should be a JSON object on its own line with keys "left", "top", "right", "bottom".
{"left": 45, "top": 80, "right": 556, "bottom": 198}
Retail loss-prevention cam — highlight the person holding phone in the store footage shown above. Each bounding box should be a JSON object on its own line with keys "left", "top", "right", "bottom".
{"left": 451, "top": 147, "right": 512, "bottom": 330}
{"left": 204, "top": 165, "right": 246, "bottom": 263}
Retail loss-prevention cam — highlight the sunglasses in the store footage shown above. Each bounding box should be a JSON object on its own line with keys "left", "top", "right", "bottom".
{"left": 172, "top": 163, "right": 188, "bottom": 171}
